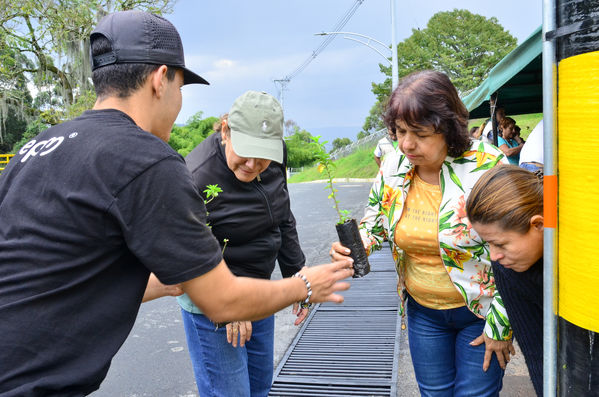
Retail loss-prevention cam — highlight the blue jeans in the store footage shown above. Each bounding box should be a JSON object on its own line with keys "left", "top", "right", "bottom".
{"left": 407, "top": 297, "right": 504, "bottom": 397}
{"left": 520, "top": 162, "right": 543, "bottom": 173}
{"left": 181, "top": 310, "right": 274, "bottom": 397}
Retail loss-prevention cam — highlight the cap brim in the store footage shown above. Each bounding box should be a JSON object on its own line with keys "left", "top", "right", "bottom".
{"left": 182, "top": 68, "right": 209, "bottom": 85}
{"left": 229, "top": 130, "right": 283, "bottom": 164}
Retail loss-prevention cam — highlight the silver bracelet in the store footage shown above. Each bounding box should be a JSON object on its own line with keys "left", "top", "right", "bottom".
{"left": 293, "top": 272, "right": 312, "bottom": 304}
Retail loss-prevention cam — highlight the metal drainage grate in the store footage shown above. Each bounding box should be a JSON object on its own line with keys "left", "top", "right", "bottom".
{"left": 271, "top": 249, "right": 401, "bottom": 396}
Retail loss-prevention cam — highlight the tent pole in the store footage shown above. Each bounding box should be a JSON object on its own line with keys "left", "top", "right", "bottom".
{"left": 490, "top": 93, "right": 498, "bottom": 147}
{"left": 542, "top": 0, "right": 557, "bottom": 395}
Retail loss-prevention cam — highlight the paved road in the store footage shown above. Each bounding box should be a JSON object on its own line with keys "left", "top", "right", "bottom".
{"left": 91, "top": 181, "right": 375, "bottom": 397}
{"left": 91, "top": 181, "right": 534, "bottom": 396}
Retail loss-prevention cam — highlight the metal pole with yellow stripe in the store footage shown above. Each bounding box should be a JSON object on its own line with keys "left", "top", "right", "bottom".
{"left": 547, "top": 0, "right": 599, "bottom": 394}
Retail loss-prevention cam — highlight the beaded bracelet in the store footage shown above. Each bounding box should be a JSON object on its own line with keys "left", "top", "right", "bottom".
{"left": 292, "top": 272, "right": 312, "bottom": 305}
{"left": 300, "top": 301, "right": 313, "bottom": 310}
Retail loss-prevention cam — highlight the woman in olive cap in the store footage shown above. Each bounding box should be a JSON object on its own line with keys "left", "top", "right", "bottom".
{"left": 178, "top": 91, "right": 308, "bottom": 397}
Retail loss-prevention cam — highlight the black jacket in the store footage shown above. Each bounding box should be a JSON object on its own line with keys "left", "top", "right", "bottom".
{"left": 185, "top": 133, "right": 305, "bottom": 279}
{"left": 491, "top": 258, "right": 543, "bottom": 396}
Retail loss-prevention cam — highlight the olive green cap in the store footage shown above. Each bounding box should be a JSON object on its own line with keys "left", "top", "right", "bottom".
{"left": 227, "top": 91, "right": 284, "bottom": 163}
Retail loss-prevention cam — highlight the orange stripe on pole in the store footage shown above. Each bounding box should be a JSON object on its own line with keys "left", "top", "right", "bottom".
{"left": 544, "top": 175, "right": 557, "bottom": 228}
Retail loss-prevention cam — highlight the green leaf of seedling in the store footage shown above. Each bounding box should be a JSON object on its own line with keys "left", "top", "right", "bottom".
{"left": 203, "top": 184, "right": 223, "bottom": 198}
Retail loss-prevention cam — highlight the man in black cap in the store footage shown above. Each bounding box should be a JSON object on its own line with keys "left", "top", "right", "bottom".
{"left": 0, "top": 10, "right": 353, "bottom": 396}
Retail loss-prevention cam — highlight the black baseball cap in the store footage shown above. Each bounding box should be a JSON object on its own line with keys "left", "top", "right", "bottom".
{"left": 90, "top": 10, "right": 208, "bottom": 85}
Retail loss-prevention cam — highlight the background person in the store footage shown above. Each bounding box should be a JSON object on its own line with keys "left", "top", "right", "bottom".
{"left": 0, "top": 11, "right": 353, "bottom": 396}
{"left": 331, "top": 70, "right": 513, "bottom": 396}
{"left": 497, "top": 117, "right": 524, "bottom": 164}
{"left": 373, "top": 127, "right": 398, "bottom": 167}
{"left": 519, "top": 119, "right": 544, "bottom": 172}
{"left": 466, "top": 164, "right": 544, "bottom": 396}
{"left": 179, "top": 91, "right": 308, "bottom": 397}
{"left": 481, "top": 106, "right": 506, "bottom": 145}
{"left": 470, "top": 125, "right": 482, "bottom": 138}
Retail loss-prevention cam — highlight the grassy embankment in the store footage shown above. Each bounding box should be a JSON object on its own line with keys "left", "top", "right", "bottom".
{"left": 289, "top": 145, "right": 379, "bottom": 183}
{"left": 289, "top": 113, "right": 543, "bottom": 184}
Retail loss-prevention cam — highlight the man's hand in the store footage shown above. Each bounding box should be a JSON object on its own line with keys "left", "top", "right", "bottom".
{"left": 226, "top": 321, "right": 252, "bottom": 347}
{"left": 470, "top": 332, "right": 516, "bottom": 371}
{"left": 300, "top": 260, "right": 353, "bottom": 304}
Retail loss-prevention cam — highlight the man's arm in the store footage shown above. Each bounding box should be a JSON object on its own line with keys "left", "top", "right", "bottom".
{"left": 182, "top": 259, "right": 353, "bottom": 323}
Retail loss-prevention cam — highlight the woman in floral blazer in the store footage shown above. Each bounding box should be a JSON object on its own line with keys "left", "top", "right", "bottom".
{"left": 332, "top": 71, "right": 513, "bottom": 396}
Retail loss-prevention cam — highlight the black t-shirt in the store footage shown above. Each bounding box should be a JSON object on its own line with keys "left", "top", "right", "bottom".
{"left": 0, "top": 109, "right": 222, "bottom": 396}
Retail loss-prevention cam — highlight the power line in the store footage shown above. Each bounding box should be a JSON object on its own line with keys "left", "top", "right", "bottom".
{"left": 274, "top": 0, "right": 365, "bottom": 101}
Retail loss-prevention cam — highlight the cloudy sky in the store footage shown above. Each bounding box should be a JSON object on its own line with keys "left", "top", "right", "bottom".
{"left": 168, "top": 0, "right": 542, "bottom": 142}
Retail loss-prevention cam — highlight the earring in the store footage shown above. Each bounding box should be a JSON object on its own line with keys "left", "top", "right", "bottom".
{"left": 220, "top": 140, "right": 226, "bottom": 146}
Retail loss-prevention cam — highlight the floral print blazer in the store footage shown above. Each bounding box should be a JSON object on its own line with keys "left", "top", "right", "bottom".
{"left": 360, "top": 140, "right": 512, "bottom": 341}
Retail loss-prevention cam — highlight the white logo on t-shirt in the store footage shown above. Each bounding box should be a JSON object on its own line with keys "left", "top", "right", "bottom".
{"left": 19, "top": 136, "right": 65, "bottom": 163}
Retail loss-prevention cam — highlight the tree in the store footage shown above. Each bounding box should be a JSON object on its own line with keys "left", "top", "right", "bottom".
{"left": 284, "top": 126, "right": 318, "bottom": 168}
{"left": 331, "top": 137, "right": 351, "bottom": 152}
{"left": 0, "top": 30, "right": 34, "bottom": 150}
{"left": 11, "top": 117, "right": 47, "bottom": 153}
{"left": 370, "top": 9, "right": 517, "bottom": 113}
{"left": 284, "top": 119, "right": 298, "bottom": 136}
{"left": 169, "top": 112, "right": 219, "bottom": 157}
{"left": 0, "top": 0, "right": 175, "bottom": 126}
{"left": 358, "top": 98, "right": 386, "bottom": 137}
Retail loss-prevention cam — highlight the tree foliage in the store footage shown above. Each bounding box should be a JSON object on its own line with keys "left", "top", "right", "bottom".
{"left": 0, "top": 0, "right": 175, "bottom": 142}
{"left": 359, "top": 98, "right": 386, "bottom": 136}
{"left": 11, "top": 117, "right": 48, "bottom": 153}
{"left": 284, "top": 119, "right": 298, "bottom": 136}
{"left": 284, "top": 126, "right": 318, "bottom": 168}
{"left": 0, "top": 30, "right": 34, "bottom": 149}
{"left": 331, "top": 137, "right": 351, "bottom": 152}
{"left": 368, "top": 9, "right": 517, "bottom": 128}
{"left": 169, "top": 112, "right": 219, "bottom": 157}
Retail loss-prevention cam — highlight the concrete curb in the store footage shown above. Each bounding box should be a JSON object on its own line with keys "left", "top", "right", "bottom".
{"left": 295, "top": 178, "right": 376, "bottom": 183}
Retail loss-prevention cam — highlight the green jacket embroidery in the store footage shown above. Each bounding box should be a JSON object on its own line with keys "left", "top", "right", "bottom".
{"left": 360, "top": 140, "right": 512, "bottom": 341}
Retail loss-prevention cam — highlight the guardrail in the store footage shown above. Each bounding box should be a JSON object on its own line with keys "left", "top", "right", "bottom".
{"left": 329, "top": 128, "right": 386, "bottom": 160}
{"left": 0, "top": 154, "right": 14, "bottom": 173}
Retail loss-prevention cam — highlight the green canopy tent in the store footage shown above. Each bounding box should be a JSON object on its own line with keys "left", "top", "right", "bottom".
{"left": 463, "top": 26, "right": 543, "bottom": 119}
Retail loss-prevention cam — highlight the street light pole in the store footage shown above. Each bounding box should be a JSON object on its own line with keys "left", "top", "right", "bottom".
{"left": 315, "top": 1, "right": 399, "bottom": 95}
{"left": 314, "top": 31, "right": 392, "bottom": 65}
{"left": 390, "top": 0, "right": 398, "bottom": 90}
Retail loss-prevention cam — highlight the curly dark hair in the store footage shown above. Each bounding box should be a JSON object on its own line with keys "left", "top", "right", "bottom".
{"left": 383, "top": 70, "right": 471, "bottom": 157}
